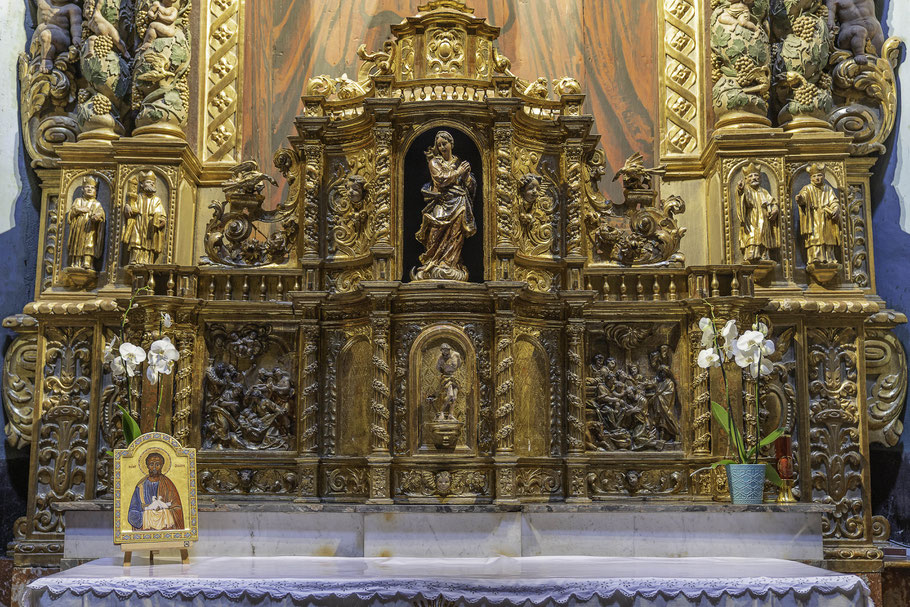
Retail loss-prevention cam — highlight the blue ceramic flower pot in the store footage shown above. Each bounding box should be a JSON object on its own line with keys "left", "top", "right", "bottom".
{"left": 725, "top": 463, "right": 766, "bottom": 504}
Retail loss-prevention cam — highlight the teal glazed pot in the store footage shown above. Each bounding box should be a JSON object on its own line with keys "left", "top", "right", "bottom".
{"left": 725, "top": 463, "right": 766, "bottom": 504}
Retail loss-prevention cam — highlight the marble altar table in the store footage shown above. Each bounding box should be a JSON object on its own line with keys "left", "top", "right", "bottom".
{"left": 26, "top": 555, "right": 870, "bottom": 606}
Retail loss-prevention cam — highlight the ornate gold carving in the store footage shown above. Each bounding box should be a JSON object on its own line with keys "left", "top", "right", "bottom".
{"left": 587, "top": 468, "right": 685, "bottom": 497}
{"left": 132, "top": 0, "right": 192, "bottom": 137}
{"left": 426, "top": 27, "right": 465, "bottom": 77}
{"left": 493, "top": 317, "right": 514, "bottom": 452}
{"left": 494, "top": 125, "right": 514, "bottom": 249}
{"left": 327, "top": 150, "right": 374, "bottom": 259}
{"left": 2, "top": 317, "right": 38, "bottom": 450}
{"left": 661, "top": 0, "right": 702, "bottom": 155}
{"left": 123, "top": 170, "right": 167, "bottom": 265}
{"left": 808, "top": 327, "right": 864, "bottom": 541}
{"left": 370, "top": 314, "right": 391, "bottom": 452}
{"left": 299, "top": 326, "right": 320, "bottom": 453}
{"left": 512, "top": 151, "right": 559, "bottom": 258}
{"left": 829, "top": 36, "right": 901, "bottom": 154}
{"left": 301, "top": 143, "right": 324, "bottom": 259}
{"left": 515, "top": 468, "right": 562, "bottom": 498}
{"left": 172, "top": 327, "right": 195, "bottom": 445}
{"left": 690, "top": 320, "right": 710, "bottom": 454}
{"left": 77, "top": 0, "right": 130, "bottom": 140}
{"left": 200, "top": 468, "right": 299, "bottom": 494}
{"left": 865, "top": 330, "right": 907, "bottom": 447}
{"left": 65, "top": 175, "right": 106, "bottom": 270}
{"left": 324, "top": 466, "right": 369, "bottom": 498}
{"left": 396, "top": 469, "right": 489, "bottom": 498}
{"left": 203, "top": 0, "right": 241, "bottom": 161}
{"left": 846, "top": 185, "right": 869, "bottom": 288}
{"left": 566, "top": 322, "right": 585, "bottom": 454}
{"left": 204, "top": 160, "right": 298, "bottom": 267}
{"left": 586, "top": 154, "right": 686, "bottom": 266}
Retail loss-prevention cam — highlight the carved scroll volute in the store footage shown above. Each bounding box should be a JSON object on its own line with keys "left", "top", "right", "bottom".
{"left": 2, "top": 315, "right": 39, "bottom": 449}
{"left": 865, "top": 326, "right": 908, "bottom": 448}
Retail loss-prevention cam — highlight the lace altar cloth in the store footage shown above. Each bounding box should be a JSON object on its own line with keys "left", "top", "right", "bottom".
{"left": 26, "top": 556, "right": 870, "bottom": 606}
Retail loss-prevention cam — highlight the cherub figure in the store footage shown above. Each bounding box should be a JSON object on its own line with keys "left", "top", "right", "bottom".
{"left": 716, "top": 0, "right": 760, "bottom": 32}
{"left": 139, "top": 0, "right": 178, "bottom": 52}
{"left": 32, "top": 0, "right": 82, "bottom": 73}
{"left": 84, "top": 3, "right": 129, "bottom": 58}
{"left": 827, "top": 0, "right": 884, "bottom": 65}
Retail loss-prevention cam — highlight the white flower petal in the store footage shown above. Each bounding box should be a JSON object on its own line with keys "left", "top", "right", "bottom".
{"left": 697, "top": 348, "right": 721, "bottom": 369}
{"left": 146, "top": 365, "right": 159, "bottom": 385}
{"left": 161, "top": 313, "right": 173, "bottom": 328}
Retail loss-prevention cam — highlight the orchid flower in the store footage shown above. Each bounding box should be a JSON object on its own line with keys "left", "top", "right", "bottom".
{"left": 118, "top": 342, "right": 146, "bottom": 378}
{"left": 146, "top": 336, "right": 180, "bottom": 385}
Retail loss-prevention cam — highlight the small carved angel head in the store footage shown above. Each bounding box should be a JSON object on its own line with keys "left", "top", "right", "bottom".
{"left": 345, "top": 174, "right": 367, "bottom": 204}
{"left": 518, "top": 173, "right": 542, "bottom": 205}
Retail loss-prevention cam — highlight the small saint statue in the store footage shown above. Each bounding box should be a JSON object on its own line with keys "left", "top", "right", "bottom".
{"left": 66, "top": 175, "right": 105, "bottom": 269}
{"left": 736, "top": 163, "right": 779, "bottom": 264}
{"left": 435, "top": 343, "right": 462, "bottom": 420}
{"left": 412, "top": 130, "right": 477, "bottom": 281}
{"left": 123, "top": 170, "right": 167, "bottom": 265}
{"left": 795, "top": 164, "right": 841, "bottom": 268}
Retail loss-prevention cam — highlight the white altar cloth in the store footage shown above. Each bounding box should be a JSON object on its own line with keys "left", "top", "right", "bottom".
{"left": 26, "top": 555, "right": 870, "bottom": 606}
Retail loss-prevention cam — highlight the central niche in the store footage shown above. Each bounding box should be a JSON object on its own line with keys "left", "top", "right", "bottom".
{"left": 402, "top": 126, "right": 484, "bottom": 283}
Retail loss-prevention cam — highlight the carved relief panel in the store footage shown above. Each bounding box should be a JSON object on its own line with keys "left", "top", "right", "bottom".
{"left": 201, "top": 323, "right": 297, "bottom": 451}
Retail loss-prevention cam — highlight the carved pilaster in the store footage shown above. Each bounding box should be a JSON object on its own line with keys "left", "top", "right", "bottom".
{"left": 172, "top": 326, "right": 195, "bottom": 446}
{"left": 300, "top": 325, "right": 320, "bottom": 453}
{"left": 372, "top": 124, "right": 394, "bottom": 280}
{"left": 494, "top": 315, "right": 514, "bottom": 453}
{"left": 659, "top": 0, "right": 704, "bottom": 160}
{"left": 865, "top": 314, "right": 908, "bottom": 448}
{"left": 564, "top": 145, "right": 584, "bottom": 259}
{"left": 301, "top": 142, "right": 324, "bottom": 262}
{"left": 565, "top": 321, "right": 585, "bottom": 455}
{"left": 689, "top": 320, "right": 710, "bottom": 455}
{"left": 201, "top": 0, "right": 242, "bottom": 161}
{"left": 369, "top": 314, "right": 391, "bottom": 453}
{"left": 493, "top": 124, "right": 514, "bottom": 249}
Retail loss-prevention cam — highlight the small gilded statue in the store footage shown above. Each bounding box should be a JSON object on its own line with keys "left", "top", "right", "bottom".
{"left": 796, "top": 164, "right": 841, "bottom": 281}
{"left": 66, "top": 175, "right": 105, "bottom": 269}
{"left": 735, "top": 163, "right": 779, "bottom": 265}
{"left": 123, "top": 170, "right": 167, "bottom": 265}
{"left": 412, "top": 130, "right": 477, "bottom": 282}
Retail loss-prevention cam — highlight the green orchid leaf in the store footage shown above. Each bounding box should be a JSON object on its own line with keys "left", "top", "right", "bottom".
{"left": 711, "top": 401, "right": 748, "bottom": 462}
{"left": 710, "top": 459, "right": 738, "bottom": 469}
{"left": 746, "top": 427, "right": 786, "bottom": 462}
{"left": 764, "top": 462, "right": 784, "bottom": 488}
{"left": 117, "top": 404, "right": 141, "bottom": 446}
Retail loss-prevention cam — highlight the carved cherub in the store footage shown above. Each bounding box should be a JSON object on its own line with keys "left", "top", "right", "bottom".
{"left": 716, "top": 0, "right": 760, "bottom": 32}
{"left": 32, "top": 0, "right": 83, "bottom": 73}
{"left": 85, "top": 2, "right": 129, "bottom": 57}
{"left": 139, "top": 0, "right": 179, "bottom": 52}
{"left": 827, "top": 0, "right": 884, "bottom": 65}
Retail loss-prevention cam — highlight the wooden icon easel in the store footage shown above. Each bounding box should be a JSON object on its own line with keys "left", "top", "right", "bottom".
{"left": 122, "top": 540, "right": 190, "bottom": 567}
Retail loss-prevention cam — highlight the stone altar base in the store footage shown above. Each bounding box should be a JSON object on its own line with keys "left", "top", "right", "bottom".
{"left": 57, "top": 503, "right": 829, "bottom": 567}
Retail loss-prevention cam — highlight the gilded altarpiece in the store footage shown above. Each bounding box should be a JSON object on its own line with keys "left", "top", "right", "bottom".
{"left": 5, "top": 0, "right": 906, "bottom": 584}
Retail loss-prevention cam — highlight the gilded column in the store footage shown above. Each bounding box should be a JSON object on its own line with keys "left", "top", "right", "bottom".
{"left": 363, "top": 283, "right": 396, "bottom": 503}
{"left": 491, "top": 285, "right": 520, "bottom": 503}
{"left": 172, "top": 325, "right": 195, "bottom": 446}
{"left": 690, "top": 320, "right": 711, "bottom": 455}
{"left": 297, "top": 323, "right": 321, "bottom": 500}
{"left": 371, "top": 124, "right": 393, "bottom": 280}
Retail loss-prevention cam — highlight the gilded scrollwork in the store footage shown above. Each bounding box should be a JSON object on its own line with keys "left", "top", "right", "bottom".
{"left": 2, "top": 318, "right": 38, "bottom": 450}
{"left": 587, "top": 468, "right": 685, "bottom": 497}
{"left": 512, "top": 148, "right": 560, "bottom": 258}
{"left": 200, "top": 468, "right": 299, "bottom": 494}
{"left": 324, "top": 466, "right": 369, "bottom": 498}
{"left": 204, "top": 160, "right": 298, "bottom": 267}
{"left": 426, "top": 27, "right": 465, "bottom": 76}
{"left": 846, "top": 185, "right": 869, "bottom": 288}
{"left": 865, "top": 330, "right": 907, "bottom": 448}
{"left": 396, "top": 469, "right": 489, "bottom": 498}
{"left": 515, "top": 468, "right": 562, "bottom": 498}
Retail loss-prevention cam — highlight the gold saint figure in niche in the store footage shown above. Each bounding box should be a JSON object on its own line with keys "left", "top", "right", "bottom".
{"left": 123, "top": 170, "right": 167, "bottom": 265}
{"left": 66, "top": 175, "right": 105, "bottom": 269}
{"left": 796, "top": 164, "right": 841, "bottom": 266}
{"left": 412, "top": 131, "right": 477, "bottom": 281}
{"left": 736, "top": 163, "right": 778, "bottom": 264}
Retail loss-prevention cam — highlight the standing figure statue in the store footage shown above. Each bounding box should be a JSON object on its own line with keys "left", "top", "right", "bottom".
{"left": 796, "top": 164, "right": 841, "bottom": 270}
{"left": 66, "top": 175, "right": 105, "bottom": 269}
{"left": 827, "top": 0, "right": 884, "bottom": 65}
{"left": 736, "top": 163, "right": 779, "bottom": 264}
{"left": 435, "top": 343, "right": 463, "bottom": 420}
{"left": 412, "top": 131, "right": 477, "bottom": 281}
{"left": 123, "top": 171, "right": 167, "bottom": 265}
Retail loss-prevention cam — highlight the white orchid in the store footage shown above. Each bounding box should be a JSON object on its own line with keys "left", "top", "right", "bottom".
{"left": 698, "top": 317, "right": 715, "bottom": 347}
{"left": 720, "top": 319, "right": 739, "bottom": 361}
{"left": 118, "top": 342, "right": 146, "bottom": 377}
{"left": 696, "top": 347, "right": 722, "bottom": 369}
{"left": 146, "top": 336, "right": 180, "bottom": 385}
{"left": 161, "top": 312, "right": 173, "bottom": 329}
{"left": 103, "top": 337, "right": 128, "bottom": 378}
{"left": 752, "top": 321, "right": 769, "bottom": 337}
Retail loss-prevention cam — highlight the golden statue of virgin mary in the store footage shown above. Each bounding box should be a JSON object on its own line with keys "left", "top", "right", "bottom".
{"left": 411, "top": 130, "right": 477, "bottom": 281}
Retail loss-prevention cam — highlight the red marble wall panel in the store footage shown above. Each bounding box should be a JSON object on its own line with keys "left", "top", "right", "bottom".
{"left": 242, "top": 0, "right": 658, "bottom": 203}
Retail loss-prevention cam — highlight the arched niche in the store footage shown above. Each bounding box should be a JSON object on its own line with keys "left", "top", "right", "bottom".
{"left": 337, "top": 336, "right": 373, "bottom": 456}
{"left": 60, "top": 172, "right": 113, "bottom": 287}
{"left": 401, "top": 125, "right": 485, "bottom": 283}
{"left": 407, "top": 323, "right": 478, "bottom": 454}
{"left": 513, "top": 336, "right": 550, "bottom": 457}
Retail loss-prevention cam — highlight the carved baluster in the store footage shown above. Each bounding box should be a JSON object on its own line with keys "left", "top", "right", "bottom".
{"left": 259, "top": 276, "right": 267, "bottom": 301}
{"left": 208, "top": 277, "right": 215, "bottom": 300}
{"left": 653, "top": 275, "right": 661, "bottom": 301}
{"left": 225, "top": 276, "right": 233, "bottom": 300}
{"left": 669, "top": 276, "right": 678, "bottom": 301}
{"left": 242, "top": 275, "right": 250, "bottom": 300}
{"left": 166, "top": 271, "right": 175, "bottom": 296}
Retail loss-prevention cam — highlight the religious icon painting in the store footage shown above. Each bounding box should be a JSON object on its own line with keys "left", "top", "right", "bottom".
{"left": 113, "top": 432, "right": 198, "bottom": 545}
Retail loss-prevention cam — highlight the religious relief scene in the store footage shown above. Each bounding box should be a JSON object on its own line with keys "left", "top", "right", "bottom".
{"left": 4, "top": 0, "right": 910, "bottom": 605}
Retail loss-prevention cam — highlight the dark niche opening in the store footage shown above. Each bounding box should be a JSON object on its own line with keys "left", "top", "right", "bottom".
{"left": 402, "top": 127, "right": 484, "bottom": 283}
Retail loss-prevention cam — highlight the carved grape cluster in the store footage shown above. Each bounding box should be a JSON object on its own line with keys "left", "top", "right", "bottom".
{"left": 92, "top": 35, "right": 113, "bottom": 56}
{"left": 91, "top": 94, "right": 111, "bottom": 115}
{"left": 711, "top": 54, "right": 724, "bottom": 83}
{"left": 794, "top": 82, "right": 818, "bottom": 106}
{"left": 792, "top": 15, "right": 816, "bottom": 43}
